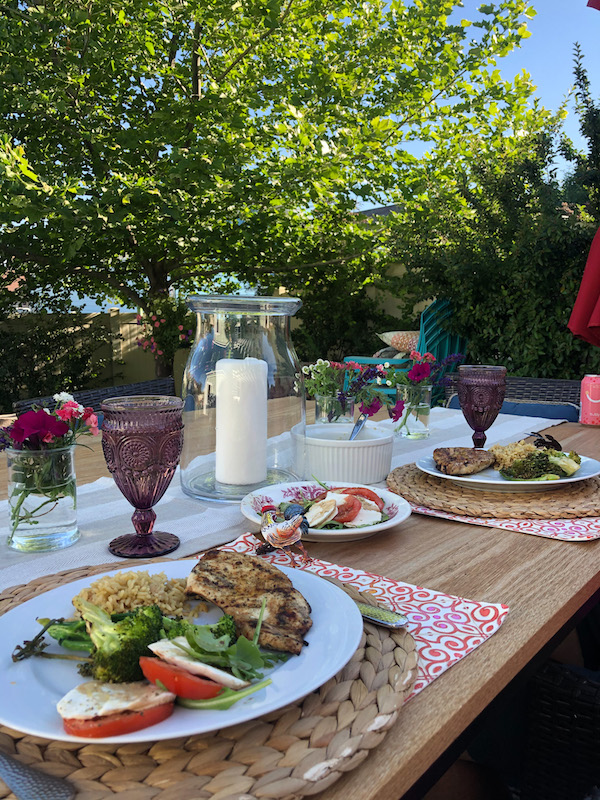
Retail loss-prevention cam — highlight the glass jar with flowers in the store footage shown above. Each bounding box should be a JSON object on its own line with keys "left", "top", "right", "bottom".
{"left": 0, "top": 393, "right": 100, "bottom": 551}
{"left": 382, "top": 351, "right": 464, "bottom": 438}
{"left": 298, "top": 359, "right": 405, "bottom": 424}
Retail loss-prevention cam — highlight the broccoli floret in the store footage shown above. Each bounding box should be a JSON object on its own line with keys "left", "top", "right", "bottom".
{"left": 73, "top": 599, "right": 164, "bottom": 683}
{"left": 160, "top": 616, "right": 196, "bottom": 640}
{"left": 161, "top": 613, "right": 237, "bottom": 645}
{"left": 547, "top": 451, "right": 581, "bottom": 476}
{"left": 210, "top": 614, "right": 237, "bottom": 642}
{"left": 500, "top": 450, "right": 565, "bottom": 480}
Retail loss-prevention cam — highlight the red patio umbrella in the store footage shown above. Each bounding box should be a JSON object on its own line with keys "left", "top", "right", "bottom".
{"left": 569, "top": 227, "right": 600, "bottom": 346}
{"left": 588, "top": 0, "right": 600, "bottom": 9}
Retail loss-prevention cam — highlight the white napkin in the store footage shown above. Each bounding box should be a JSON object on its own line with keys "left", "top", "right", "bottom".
{"left": 0, "top": 408, "right": 567, "bottom": 593}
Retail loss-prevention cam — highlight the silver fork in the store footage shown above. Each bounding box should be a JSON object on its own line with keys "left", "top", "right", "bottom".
{"left": 0, "top": 751, "right": 75, "bottom": 800}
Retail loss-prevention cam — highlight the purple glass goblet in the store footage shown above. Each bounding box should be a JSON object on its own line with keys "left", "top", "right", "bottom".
{"left": 100, "top": 395, "right": 184, "bottom": 558}
{"left": 456, "top": 365, "right": 507, "bottom": 449}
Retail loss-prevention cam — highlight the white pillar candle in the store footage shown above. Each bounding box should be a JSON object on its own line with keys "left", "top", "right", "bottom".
{"left": 215, "top": 357, "right": 268, "bottom": 485}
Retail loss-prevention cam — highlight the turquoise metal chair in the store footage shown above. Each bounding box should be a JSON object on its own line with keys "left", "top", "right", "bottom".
{"left": 343, "top": 299, "right": 467, "bottom": 401}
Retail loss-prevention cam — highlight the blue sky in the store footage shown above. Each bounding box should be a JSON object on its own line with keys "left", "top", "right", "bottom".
{"left": 493, "top": 0, "right": 600, "bottom": 148}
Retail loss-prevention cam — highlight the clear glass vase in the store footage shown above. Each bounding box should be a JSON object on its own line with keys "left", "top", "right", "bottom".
{"left": 6, "top": 446, "right": 79, "bottom": 551}
{"left": 180, "top": 295, "right": 305, "bottom": 502}
{"left": 314, "top": 394, "right": 355, "bottom": 424}
{"left": 394, "top": 384, "right": 432, "bottom": 439}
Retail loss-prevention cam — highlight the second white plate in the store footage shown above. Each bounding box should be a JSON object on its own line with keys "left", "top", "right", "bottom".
{"left": 240, "top": 481, "right": 411, "bottom": 541}
{"left": 416, "top": 454, "right": 600, "bottom": 493}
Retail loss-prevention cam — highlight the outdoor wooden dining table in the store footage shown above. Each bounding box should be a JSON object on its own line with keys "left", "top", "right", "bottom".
{"left": 1, "top": 419, "right": 599, "bottom": 799}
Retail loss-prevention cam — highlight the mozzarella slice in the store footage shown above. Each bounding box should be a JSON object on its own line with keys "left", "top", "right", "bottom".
{"left": 148, "top": 638, "right": 250, "bottom": 689}
{"left": 57, "top": 681, "right": 175, "bottom": 720}
{"left": 304, "top": 498, "right": 337, "bottom": 528}
{"left": 344, "top": 498, "right": 382, "bottom": 528}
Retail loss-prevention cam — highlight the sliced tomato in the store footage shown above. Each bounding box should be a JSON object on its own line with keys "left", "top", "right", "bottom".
{"left": 340, "top": 487, "right": 385, "bottom": 511}
{"left": 333, "top": 494, "right": 361, "bottom": 523}
{"left": 139, "top": 656, "right": 223, "bottom": 700}
{"left": 312, "top": 488, "right": 340, "bottom": 503}
{"left": 62, "top": 701, "right": 174, "bottom": 738}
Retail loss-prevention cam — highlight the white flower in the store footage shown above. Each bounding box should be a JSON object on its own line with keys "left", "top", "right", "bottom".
{"left": 302, "top": 366, "right": 309, "bottom": 374}
{"left": 43, "top": 407, "right": 52, "bottom": 415}
{"left": 316, "top": 358, "right": 325, "bottom": 365}
{"left": 53, "top": 392, "right": 74, "bottom": 403}
{"left": 376, "top": 377, "right": 382, "bottom": 385}
{"left": 384, "top": 362, "right": 390, "bottom": 369}
{"left": 386, "top": 380, "right": 392, "bottom": 387}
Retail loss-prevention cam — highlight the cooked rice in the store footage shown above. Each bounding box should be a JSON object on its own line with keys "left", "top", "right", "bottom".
{"left": 488, "top": 440, "right": 537, "bottom": 471}
{"left": 72, "top": 570, "right": 206, "bottom": 618}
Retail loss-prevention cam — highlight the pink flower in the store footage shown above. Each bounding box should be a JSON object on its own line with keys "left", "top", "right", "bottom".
{"left": 160, "top": 319, "right": 166, "bottom": 323}
{"left": 423, "top": 352, "right": 436, "bottom": 362}
{"left": 409, "top": 350, "right": 422, "bottom": 361}
{"left": 151, "top": 315, "right": 157, "bottom": 320}
{"left": 389, "top": 399, "right": 405, "bottom": 422}
{"left": 376, "top": 364, "right": 387, "bottom": 373}
{"left": 178, "top": 325, "right": 184, "bottom": 331}
{"left": 136, "top": 314, "right": 142, "bottom": 323}
{"left": 345, "top": 361, "right": 361, "bottom": 370}
{"left": 42, "top": 431, "right": 55, "bottom": 443}
{"left": 180, "top": 334, "right": 186, "bottom": 340}
{"left": 56, "top": 400, "right": 83, "bottom": 421}
{"left": 84, "top": 414, "right": 100, "bottom": 435}
{"left": 407, "top": 363, "right": 431, "bottom": 383}
{"left": 154, "top": 321, "right": 160, "bottom": 327}
{"left": 157, "top": 350, "right": 163, "bottom": 356}
{"left": 359, "top": 397, "right": 383, "bottom": 417}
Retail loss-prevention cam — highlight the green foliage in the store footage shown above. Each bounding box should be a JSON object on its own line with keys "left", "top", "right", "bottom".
{"left": 0, "top": 0, "right": 547, "bottom": 374}
{"left": 388, "top": 50, "right": 600, "bottom": 380}
{"left": 0, "top": 305, "right": 118, "bottom": 413}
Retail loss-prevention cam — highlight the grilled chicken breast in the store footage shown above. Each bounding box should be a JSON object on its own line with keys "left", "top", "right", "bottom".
{"left": 433, "top": 447, "right": 495, "bottom": 475}
{"left": 185, "top": 550, "right": 312, "bottom": 655}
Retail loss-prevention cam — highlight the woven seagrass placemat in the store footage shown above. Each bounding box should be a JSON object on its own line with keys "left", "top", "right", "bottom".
{"left": 387, "top": 464, "right": 600, "bottom": 519}
{"left": 0, "top": 559, "right": 418, "bottom": 800}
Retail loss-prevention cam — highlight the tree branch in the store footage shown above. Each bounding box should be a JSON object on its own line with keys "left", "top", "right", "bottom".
{"left": 191, "top": 22, "right": 201, "bottom": 100}
{"left": 215, "top": 0, "right": 295, "bottom": 84}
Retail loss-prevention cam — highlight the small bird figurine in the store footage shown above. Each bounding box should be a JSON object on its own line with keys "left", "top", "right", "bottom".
{"left": 259, "top": 505, "right": 311, "bottom": 566}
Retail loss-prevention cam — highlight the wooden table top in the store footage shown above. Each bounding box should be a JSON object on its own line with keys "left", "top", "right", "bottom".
{"left": 1, "top": 421, "right": 599, "bottom": 799}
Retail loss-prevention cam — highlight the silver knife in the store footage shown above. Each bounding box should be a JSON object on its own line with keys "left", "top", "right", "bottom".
{"left": 355, "top": 601, "right": 408, "bottom": 628}
{"left": 0, "top": 751, "right": 75, "bottom": 800}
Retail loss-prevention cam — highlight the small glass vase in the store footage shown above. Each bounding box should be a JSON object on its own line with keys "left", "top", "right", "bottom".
{"left": 6, "top": 446, "right": 79, "bottom": 552}
{"left": 394, "top": 384, "right": 432, "bottom": 439}
{"left": 314, "top": 394, "right": 355, "bottom": 424}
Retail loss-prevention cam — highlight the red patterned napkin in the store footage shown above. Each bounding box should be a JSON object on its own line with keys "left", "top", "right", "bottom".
{"left": 219, "top": 533, "right": 509, "bottom": 699}
{"left": 410, "top": 504, "right": 600, "bottom": 542}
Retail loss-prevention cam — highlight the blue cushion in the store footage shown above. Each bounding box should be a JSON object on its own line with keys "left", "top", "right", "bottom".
{"left": 447, "top": 395, "right": 579, "bottom": 422}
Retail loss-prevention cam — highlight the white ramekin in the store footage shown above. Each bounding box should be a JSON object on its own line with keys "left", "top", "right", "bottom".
{"left": 292, "top": 422, "right": 394, "bottom": 484}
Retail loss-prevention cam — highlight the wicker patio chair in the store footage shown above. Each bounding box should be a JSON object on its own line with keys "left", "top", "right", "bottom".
{"left": 12, "top": 377, "right": 177, "bottom": 415}
{"left": 519, "top": 659, "right": 600, "bottom": 800}
{"left": 444, "top": 375, "right": 581, "bottom": 421}
{"left": 444, "top": 375, "right": 581, "bottom": 406}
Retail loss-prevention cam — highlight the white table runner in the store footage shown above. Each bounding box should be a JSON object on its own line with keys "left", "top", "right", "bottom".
{"left": 0, "top": 408, "right": 567, "bottom": 592}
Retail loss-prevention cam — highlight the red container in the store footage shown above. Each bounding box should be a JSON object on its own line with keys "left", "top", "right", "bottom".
{"left": 580, "top": 374, "right": 600, "bottom": 425}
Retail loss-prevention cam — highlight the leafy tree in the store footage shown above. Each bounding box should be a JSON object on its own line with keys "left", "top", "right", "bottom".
{"left": 387, "top": 49, "right": 600, "bottom": 380}
{"left": 0, "top": 0, "right": 548, "bottom": 374}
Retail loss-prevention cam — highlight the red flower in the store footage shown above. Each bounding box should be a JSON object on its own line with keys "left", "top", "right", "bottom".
{"left": 407, "top": 363, "right": 432, "bottom": 383}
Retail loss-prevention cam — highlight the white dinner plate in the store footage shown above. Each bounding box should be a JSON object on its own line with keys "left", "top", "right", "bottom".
{"left": 240, "top": 481, "right": 411, "bottom": 542}
{"left": 0, "top": 561, "right": 363, "bottom": 743}
{"left": 416, "top": 454, "right": 600, "bottom": 493}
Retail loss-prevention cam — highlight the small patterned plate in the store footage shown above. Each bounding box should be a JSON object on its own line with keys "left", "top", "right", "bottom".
{"left": 240, "top": 481, "right": 411, "bottom": 542}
